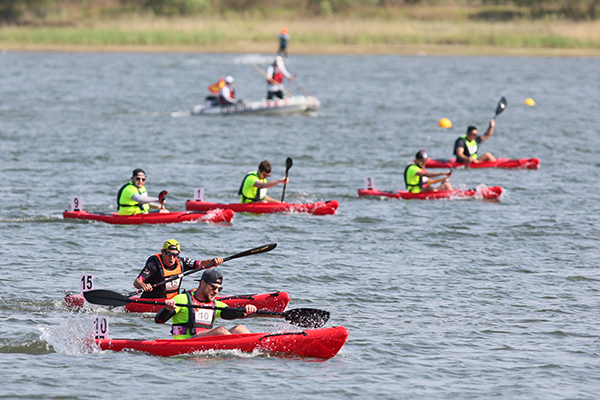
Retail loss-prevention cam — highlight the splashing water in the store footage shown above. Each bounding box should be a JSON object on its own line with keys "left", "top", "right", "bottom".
{"left": 39, "top": 315, "right": 101, "bottom": 355}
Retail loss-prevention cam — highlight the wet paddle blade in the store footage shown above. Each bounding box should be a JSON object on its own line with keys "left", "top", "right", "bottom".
{"left": 285, "top": 157, "right": 293, "bottom": 172}
{"left": 495, "top": 97, "right": 507, "bottom": 117}
{"left": 83, "top": 289, "right": 131, "bottom": 307}
{"left": 283, "top": 308, "right": 330, "bottom": 329}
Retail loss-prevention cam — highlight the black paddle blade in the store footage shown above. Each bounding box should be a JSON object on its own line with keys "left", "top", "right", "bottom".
{"left": 495, "top": 97, "right": 507, "bottom": 117}
{"left": 83, "top": 289, "right": 131, "bottom": 307}
{"left": 285, "top": 157, "right": 293, "bottom": 172}
{"left": 283, "top": 308, "right": 330, "bottom": 329}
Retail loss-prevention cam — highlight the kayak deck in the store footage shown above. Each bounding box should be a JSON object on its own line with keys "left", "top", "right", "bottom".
{"left": 358, "top": 186, "right": 503, "bottom": 200}
{"left": 425, "top": 157, "right": 540, "bottom": 169}
{"left": 185, "top": 200, "right": 339, "bottom": 216}
{"left": 63, "top": 209, "right": 234, "bottom": 225}
{"left": 66, "top": 291, "right": 290, "bottom": 313}
{"left": 96, "top": 326, "right": 348, "bottom": 359}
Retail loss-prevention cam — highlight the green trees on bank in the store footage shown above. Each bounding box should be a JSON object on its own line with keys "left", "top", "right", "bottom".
{"left": 1, "top": 0, "right": 600, "bottom": 22}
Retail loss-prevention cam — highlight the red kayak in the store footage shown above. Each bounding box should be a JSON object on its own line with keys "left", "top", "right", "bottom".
{"left": 95, "top": 326, "right": 348, "bottom": 359}
{"left": 185, "top": 200, "right": 339, "bottom": 216}
{"left": 425, "top": 157, "right": 540, "bottom": 169}
{"left": 358, "top": 186, "right": 503, "bottom": 200}
{"left": 63, "top": 209, "right": 234, "bottom": 225}
{"left": 66, "top": 291, "right": 290, "bottom": 313}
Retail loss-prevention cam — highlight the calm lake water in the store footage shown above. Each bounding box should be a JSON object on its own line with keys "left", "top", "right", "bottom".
{"left": 1, "top": 51, "right": 599, "bottom": 399}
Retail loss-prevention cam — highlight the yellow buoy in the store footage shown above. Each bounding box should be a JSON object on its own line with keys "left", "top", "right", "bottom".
{"left": 525, "top": 98, "right": 535, "bottom": 106}
{"left": 438, "top": 118, "right": 452, "bottom": 128}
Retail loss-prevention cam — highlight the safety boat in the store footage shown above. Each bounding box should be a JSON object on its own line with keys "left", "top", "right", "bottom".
{"left": 191, "top": 96, "right": 320, "bottom": 116}
{"left": 62, "top": 209, "right": 234, "bottom": 225}
{"left": 357, "top": 186, "right": 503, "bottom": 200}
{"left": 185, "top": 200, "right": 339, "bottom": 216}
{"left": 65, "top": 291, "right": 290, "bottom": 313}
{"left": 425, "top": 157, "right": 540, "bottom": 169}
{"left": 95, "top": 326, "right": 348, "bottom": 359}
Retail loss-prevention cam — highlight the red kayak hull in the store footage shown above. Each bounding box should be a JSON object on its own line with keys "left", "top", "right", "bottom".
{"left": 65, "top": 291, "right": 290, "bottom": 313}
{"left": 358, "top": 186, "right": 503, "bottom": 200}
{"left": 95, "top": 326, "right": 349, "bottom": 359}
{"left": 425, "top": 157, "right": 540, "bottom": 169}
{"left": 185, "top": 200, "right": 339, "bottom": 215}
{"left": 62, "top": 209, "right": 234, "bottom": 224}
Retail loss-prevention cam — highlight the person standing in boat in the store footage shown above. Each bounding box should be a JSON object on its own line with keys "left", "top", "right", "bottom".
{"left": 155, "top": 269, "right": 256, "bottom": 339}
{"left": 405, "top": 150, "right": 453, "bottom": 193}
{"left": 266, "top": 56, "right": 294, "bottom": 100}
{"left": 117, "top": 168, "right": 168, "bottom": 215}
{"left": 454, "top": 120, "right": 497, "bottom": 163}
{"left": 277, "top": 27, "right": 290, "bottom": 57}
{"left": 134, "top": 239, "right": 224, "bottom": 300}
{"left": 218, "top": 76, "right": 236, "bottom": 105}
{"left": 238, "top": 160, "right": 289, "bottom": 203}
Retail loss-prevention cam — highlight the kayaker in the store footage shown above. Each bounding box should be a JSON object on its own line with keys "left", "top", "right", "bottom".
{"left": 267, "top": 55, "right": 294, "bottom": 100}
{"left": 155, "top": 269, "right": 257, "bottom": 339}
{"left": 218, "top": 75, "right": 236, "bottom": 105}
{"left": 117, "top": 168, "right": 168, "bottom": 215}
{"left": 133, "top": 239, "right": 224, "bottom": 299}
{"left": 238, "top": 160, "right": 289, "bottom": 203}
{"left": 404, "top": 150, "right": 453, "bottom": 193}
{"left": 454, "top": 120, "right": 497, "bottom": 163}
{"left": 277, "top": 27, "right": 290, "bottom": 57}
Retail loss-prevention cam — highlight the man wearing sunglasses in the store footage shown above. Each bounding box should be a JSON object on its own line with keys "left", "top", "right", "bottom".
{"left": 155, "top": 269, "right": 256, "bottom": 339}
{"left": 238, "top": 160, "right": 289, "bottom": 203}
{"left": 134, "top": 239, "right": 224, "bottom": 300}
{"left": 405, "top": 149, "right": 453, "bottom": 193}
{"left": 117, "top": 168, "right": 168, "bottom": 215}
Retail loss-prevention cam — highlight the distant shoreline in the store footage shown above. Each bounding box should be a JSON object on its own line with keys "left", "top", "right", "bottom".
{"left": 2, "top": 15, "right": 599, "bottom": 57}
{"left": 2, "top": 42, "right": 599, "bottom": 57}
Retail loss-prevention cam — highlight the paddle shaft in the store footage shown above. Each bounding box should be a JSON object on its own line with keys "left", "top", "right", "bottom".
{"left": 130, "top": 243, "right": 277, "bottom": 296}
{"left": 248, "top": 62, "right": 294, "bottom": 98}
{"left": 281, "top": 157, "right": 292, "bottom": 202}
{"left": 83, "top": 289, "right": 327, "bottom": 328}
{"left": 290, "top": 74, "right": 312, "bottom": 96}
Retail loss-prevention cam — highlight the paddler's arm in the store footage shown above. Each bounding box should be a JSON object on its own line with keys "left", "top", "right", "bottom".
{"left": 195, "top": 257, "right": 223, "bottom": 269}
{"left": 220, "top": 304, "right": 257, "bottom": 320}
{"left": 134, "top": 276, "right": 154, "bottom": 292}
{"left": 154, "top": 299, "right": 177, "bottom": 324}
{"left": 417, "top": 170, "right": 452, "bottom": 179}
{"left": 131, "top": 193, "right": 166, "bottom": 210}
{"left": 253, "top": 177, "right": 289, "bottom": 189}
{"left": 455, "top": 146, "right": 473, "bottom": 163}
{"left": 481, "top": 119, "right": 495, "bottom": 142}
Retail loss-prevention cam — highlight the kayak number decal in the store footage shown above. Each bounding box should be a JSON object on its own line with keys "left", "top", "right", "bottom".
{"left": 80, "top": 274, "right": 93, "bottom": 295}
{"left": 71, "top": 196, "right": 82, "bottom": 211}
{"left": 194, "top": 188, "right": 204, "bottom": 202}
{"left": 93, "top": 316, "right": 109, "bottom": 339}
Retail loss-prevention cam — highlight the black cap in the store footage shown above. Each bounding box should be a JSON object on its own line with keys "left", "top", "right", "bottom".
{"left": 415, "top": 149, "right": 428, "bottom": 160}
{"left": 132, "top": 168, "right": 146, "bottom": 177}
{"left": 199, "top": 269, "right": 223, "bottom": 284}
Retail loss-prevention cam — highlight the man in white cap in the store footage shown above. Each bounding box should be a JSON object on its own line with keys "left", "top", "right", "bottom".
{"left": 133, "top": 239, "right": 223, "bottom": 300}
{"left": 155, "top": 269, "right": 257, "bottom": 339}
{"left": 404, "top": 149, "right": 453, "bottom": 193}
{"left": 266, "top": 56, "right": 294, "bottom": 100}
{"left": 218, "top": 75, "right": 236, "bottom": 105}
